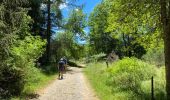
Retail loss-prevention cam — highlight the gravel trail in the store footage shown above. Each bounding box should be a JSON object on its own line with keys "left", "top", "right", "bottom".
{"left": 32, "top": 67, "right": 98, "bottom": 100}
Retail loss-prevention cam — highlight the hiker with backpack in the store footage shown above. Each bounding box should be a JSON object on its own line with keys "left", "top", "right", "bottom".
{"left": 58, "top": 58, "right": 65, "bottom": 80}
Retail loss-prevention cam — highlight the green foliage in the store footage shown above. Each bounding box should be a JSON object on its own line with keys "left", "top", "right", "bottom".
{"left": 85, "top": 59, "right": 166, "bottom": 100}
{"left": 105, "top": 0, "right": 162, "bottom": 50}
{"left": 142, "top": 47, "right": 165, "bottom": 66}
{"left": 23, "top": 66, "right": 57, "bottom": 96}
{"left": 84, "top": 62, "right": 115, "bottom": 100}
{"left": 41, "top": 63, "right": 58, "bottom": 74}
{"left": 0, "top": 1, "right": 27, "bottom": 61}
{"left": 0, "top": 0, "right": 46, "bottom": 97}
{"left": 107, "top": 58, "right": 156, "bottom": 93}
{"left": 66, "top": 9, "right": 87, "bottom": 37}
{"left": 0, "top": 67, "right": 25, "bottom": 98}
{"left": 88, "top": 1, "right": 147, "bottom": 58}
{"left": 107, "top": 58, "right": 166, "bottom": 99}
{"left": 85, "top": 53, "right": 106, "bottom": 63}
{"left": 52, "top": 32, "right": 86, "bottom": 61}
{"left": 50, "top": 9, "right": 87, "bottom": 61}
{"left": 0, "top": 36, "right": 46, "bottom": 98}
{"left": 0, "top": 0, "right": 36, "bottom": 98}
{"left": 140, "top": 67, "right": 166, "bottom": 99}
{"left": 28, "top": 0, "right": 44, "bottom": 33}
{"left": 10, "top": 35, "right": 46, "bottom": 86}
{"left": 10, "top": 36, "right": 46, "bottom": 69}
{"left": 154, "top": 67, "right": 166, "bottom": 99}
{"left": 88, "top": 2, "right": 119, "bottom": 54}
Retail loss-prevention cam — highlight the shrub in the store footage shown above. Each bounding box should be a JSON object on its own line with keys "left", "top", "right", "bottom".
{"left": 107, "top": 57, "right": 166, "bottom": 99}
{"left": 0, "top": 67, "right": 25, "bottom": 98}
{"left": 107, "top": 57, "right": 156, "bottom": 94}
{"left": 0, "top": 36, "right": 46, "bottom": 98}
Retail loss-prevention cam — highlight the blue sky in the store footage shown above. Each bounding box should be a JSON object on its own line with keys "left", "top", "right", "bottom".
{"left": 75, "top": 0, "right": 101, "bottom": 16}
{"left": 53, "top": 0, "right": 101, "bottom": 43}
{"left": 76, "top": 0, "right": 102, "bottom": 44}
{"left": 60, "top": 0, "right": 101, "bottom": 18}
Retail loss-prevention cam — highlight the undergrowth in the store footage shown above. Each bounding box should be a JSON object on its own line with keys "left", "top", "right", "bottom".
{"left": 84, "top": 58, "right": 166, "bottom": 100}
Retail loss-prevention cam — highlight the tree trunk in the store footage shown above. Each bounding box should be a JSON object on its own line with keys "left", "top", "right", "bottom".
{"left": 127, "top": 35, "right": 132, "bottom": 57}
{"left": 164, "top": 24, "right": 170, "bottom": 99}
{"left": 160, "top": 0, "right": 170, "bottom": 99}
{"left": 46, "top": 0, "right": 51, "bottom": 64}
{"left": 122, "top": 33, "right": 128, "bottom": 56}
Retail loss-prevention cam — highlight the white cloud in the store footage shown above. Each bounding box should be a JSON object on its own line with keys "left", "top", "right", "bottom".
{"left": 59, "top": 3, "right": 67, "bottom": 9}
{"left": 75, "top": 8, "right": 79, "bottom": 11}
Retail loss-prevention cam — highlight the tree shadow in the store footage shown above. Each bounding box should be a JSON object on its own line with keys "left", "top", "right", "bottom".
{"left": 25, "top": 93, "right": 40, "bottom": 99}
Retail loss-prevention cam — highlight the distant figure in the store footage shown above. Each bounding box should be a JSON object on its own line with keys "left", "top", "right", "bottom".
{"left": 58, "top": 58, "right": 65, "bottom": 80}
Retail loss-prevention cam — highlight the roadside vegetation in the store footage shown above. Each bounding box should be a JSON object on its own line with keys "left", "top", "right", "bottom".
{"left": 83, "top": 0, "right": 169, "bottom": 99}
{"left": 0, "top": 0, "right": 86, "bottom": 99}
{"left": 84, "top": 55, "right": 166, "bottom": 100}
{"left": 12, "top": 67, "right": 57, "bottom": 99}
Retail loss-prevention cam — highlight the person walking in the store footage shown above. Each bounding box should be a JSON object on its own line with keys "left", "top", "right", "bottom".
{"left": 58, "top": 58, "right": 65, "bottom": 80}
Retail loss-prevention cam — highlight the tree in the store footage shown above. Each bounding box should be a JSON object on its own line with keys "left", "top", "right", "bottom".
{"left": 88, "top": 2, "right": 119, "bottom": 55}
{"left": 51, "top": 8, "right": 87, "bottom": 60}
{"left": 40, "top": 0, "right": 63, "bottom": 64}
{"left": 27, "top": 0, "right": 43, "bottom": 34}
{"left": 106, "top": 0, "right": 161, "bottom": 49}
{"left": 46, "top": 0, "right": 52, "bottom": 63}
{"left": 160, "top": 0, "right": 170, "bottom": 98}
{"left": 52, "top": 32, "right": 85, "bottom": 60}
{"left": 88, "top": 1, "right": 146, "bottom": 58}
{"left": 41, "top": 0, "right": 84, "bottom": 64}
{"left": 0, "top": 0, "right": 29, "bottom": 64}
{"left": 103, "top": 0, "right": 170, "bottom": 98}
{"left": 66, "top": 8, "right": 86, "bottom": 37}
{"left": 0, "top": 0, "right": 34, "bottom": 97}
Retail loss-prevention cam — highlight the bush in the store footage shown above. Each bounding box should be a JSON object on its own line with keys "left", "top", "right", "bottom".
{"left": 107, "top": 58, "right": 156, "bottom": 94}
{"left": 23, "top": 66, "right": 50, "bottom": 95}
{"left": 0, "top": 36, "right": 46, "bottom": 98}
{"left": 85, "top": 58, "right": 166, "bottom": 99}
{"left": 0, "top": 67, "right": 25, "bottom": 98}
{"left": 107, "top": 57, "right": 166, "bottom": 99}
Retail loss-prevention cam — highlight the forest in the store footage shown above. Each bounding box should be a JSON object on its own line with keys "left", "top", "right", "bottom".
{"left": 0, "top": 0, "right": 170, "bottom": 100}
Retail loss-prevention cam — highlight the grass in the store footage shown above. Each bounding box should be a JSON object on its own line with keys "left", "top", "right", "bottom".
{"left": 84, "top": 62, "right": 115, "bottom": 100}
{"left": 84, "top": 59, "right": 166, "bottom": 100}
{"left": 12, "top": 66, "right": 58, "bottom": 100}
{"left": 23, "top": 72, "right": 57, "bottom": 95}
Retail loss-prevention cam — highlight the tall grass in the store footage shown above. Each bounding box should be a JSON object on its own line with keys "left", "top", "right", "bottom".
{"left": 84, "top": 62, "right": 115, "bottom": 100}
{"left": 12, "top": 65, "right": 57, "bottom": 99}
{"left": 84, "top": 58, "right": 166, "bottom": 100}
{"left": 23, "top": 67, "right": 57, "bottom": 95}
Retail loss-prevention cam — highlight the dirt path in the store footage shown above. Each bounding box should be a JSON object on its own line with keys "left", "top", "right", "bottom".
{"left": 31, "top": 67, "right": 99, "bottom": 100}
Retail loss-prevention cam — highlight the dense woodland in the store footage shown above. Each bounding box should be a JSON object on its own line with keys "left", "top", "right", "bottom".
{"left": 0, "top": 0, "right": 170, "bottom": 99}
